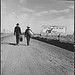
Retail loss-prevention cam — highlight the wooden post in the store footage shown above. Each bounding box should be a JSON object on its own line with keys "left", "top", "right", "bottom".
{"left": 58, "top": 34, "right": 60, "bottom": 41}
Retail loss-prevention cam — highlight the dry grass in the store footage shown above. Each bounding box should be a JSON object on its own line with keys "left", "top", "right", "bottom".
{"left": 39, "top": 34, "right": 74, "bottom": 44}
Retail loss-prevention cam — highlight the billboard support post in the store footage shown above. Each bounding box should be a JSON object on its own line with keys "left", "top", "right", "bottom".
{"left": 58, "top": 33, "right": 60, "bottom": 41}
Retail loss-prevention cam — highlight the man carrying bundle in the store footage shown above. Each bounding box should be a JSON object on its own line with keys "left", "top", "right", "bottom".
{"left": 24, "top": 26, "right": 34, "bottom": 46}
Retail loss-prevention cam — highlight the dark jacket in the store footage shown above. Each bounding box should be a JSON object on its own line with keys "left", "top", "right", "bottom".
{"left": 14, "top": 26, "right": 21, "bottom": 35}
{"left": 25, "top": 29, "right": 32, "bottom": 37}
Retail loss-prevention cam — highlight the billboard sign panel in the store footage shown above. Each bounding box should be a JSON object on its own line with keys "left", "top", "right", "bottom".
{"left": 41, "top": 25, "right": 66, "bottom": 34}
{"left": 51, "top": 26, "right": 66, "bottom": 33}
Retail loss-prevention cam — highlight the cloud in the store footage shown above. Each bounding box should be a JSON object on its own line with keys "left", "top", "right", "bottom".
{"left": 35, "top": 9, "right": 70, "bottom": 16}
{"left": 49, "top": 9, "right": 70, "bottom": 14}
{"left": 17, "top": 14, "right": 29, "bottom": 24}
{"left": 49, "top": 10, "right": 59, "bottom": 13}
{"left": 55, "top": 16, "right": 65, "bottom": 20}
{"left": 59, "top": 9, "right": 70, "bottom": 13}
{"left": 21, "top": 7, "right": 34, "bottom": 13}
{"left": 33, "top": 8, "right": 70, "bottom": 17}
{"left": 34, "top": 11, "right": 48, "bottom": 16}
{"left": 19, "top": 0, "right": 25, "bottom": 3}
{"left": 2, "top": 12, "right": 30, "bottom": 32}
{"left": 2, "top": 12, "right": 17, "bottom": 32}
{"left": 68, "top": 5, "right": 74, "bottom": 9}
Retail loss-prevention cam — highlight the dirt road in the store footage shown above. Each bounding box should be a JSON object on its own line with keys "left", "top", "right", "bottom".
{"left": 1, "top": 35, "right": 74, "bottom": 75}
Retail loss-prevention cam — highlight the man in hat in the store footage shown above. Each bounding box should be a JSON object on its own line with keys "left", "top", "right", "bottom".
{"left": 24, "top": 26, "right": 34, "bottom": 46}
{"left": 14, "top": 23, "right": 21, "bottom": 45}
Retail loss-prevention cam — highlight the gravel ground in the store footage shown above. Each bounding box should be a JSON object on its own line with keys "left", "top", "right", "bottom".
{"left": 1, "top": 36, "right": 74, "bottom": 75}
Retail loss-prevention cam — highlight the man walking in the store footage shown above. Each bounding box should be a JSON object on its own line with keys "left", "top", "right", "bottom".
{"left": 14, "top": 23, "right": 21, "bottom": 45}
{"left": 24, "top": 26, "right": 33, "bottom": 46}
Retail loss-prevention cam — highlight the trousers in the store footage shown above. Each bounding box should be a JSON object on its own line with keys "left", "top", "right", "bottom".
{"left": 26, "top": 36, "right": 30, "bottom": 45}
{"left": 16, "top": 34, "right": 20, "bottom": 44}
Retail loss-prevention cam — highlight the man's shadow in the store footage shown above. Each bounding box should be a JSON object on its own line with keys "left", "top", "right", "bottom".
{"left": 9, "top": 43, "right": 17, "bottom": 45}
{"left": 1, "top": 42, "right": 27, "bottom": 46}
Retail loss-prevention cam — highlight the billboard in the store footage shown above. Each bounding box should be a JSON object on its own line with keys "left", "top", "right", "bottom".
{"left": 41, "top": 25, "right": 66, "bottom": 35}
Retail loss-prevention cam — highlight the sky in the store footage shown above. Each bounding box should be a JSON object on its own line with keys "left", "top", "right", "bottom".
{"left": 1, "top": 0, "right": 74, "bottom": 34}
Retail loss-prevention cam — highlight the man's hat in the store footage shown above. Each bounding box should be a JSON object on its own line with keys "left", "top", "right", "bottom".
{"left": 16, "top": 23, "right": 19, "bottom": 25}
{"left": 27, "top": 26, "right": 30, "bottom": 28}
